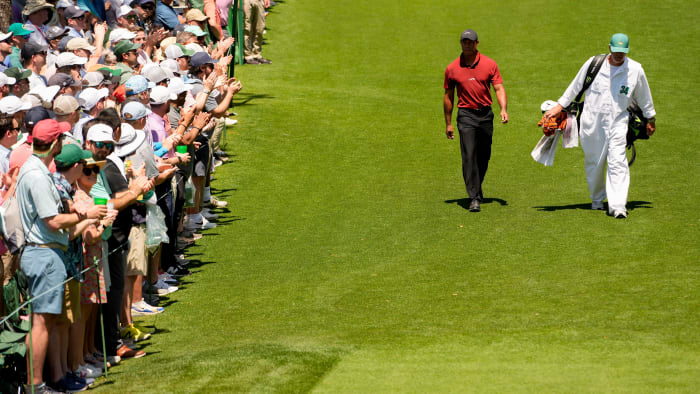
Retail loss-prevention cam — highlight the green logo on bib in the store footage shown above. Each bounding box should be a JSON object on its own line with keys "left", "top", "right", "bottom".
{"left": 619, "top": 85, "right": 630, "bottom": 95}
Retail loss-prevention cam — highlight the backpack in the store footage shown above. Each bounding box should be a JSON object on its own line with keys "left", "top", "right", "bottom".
{"left": 0, "top": 182, "right": 25, "bottom": 255}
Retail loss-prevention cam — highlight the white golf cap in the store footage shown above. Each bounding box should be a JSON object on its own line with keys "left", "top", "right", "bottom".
{"left": 78, "top": 87, "right": 109, "bottom": 111}
{"left": 56, "top": 0, "right": 73, "bottom": 9}
{"left": 160, "top": 59, "right": 180, "bottom": 76}
{"left": 185, "top": 43, "right": 205, "bottom": 54}
{"left": 28, "top": 84, "right": 61, "bottom": 104}
{"left": 66, "top": 37, "right": 95, "bottom": 52}
{"left": 55, "top": 52, "right": 88, "bottom": 68}
{"left": 165, "top": 44, "right": 185, "bottom": 59}
{"left": 0, "top": 96, "right": 32, "bottom": 115}
{"left": 21, "top": 93, "right": 42, "bottom": 109}
{"left": 83, "top": 71, "right": 105, "bottom": 87}
{"left": 168, "top": 77, "right": 193, "bottom": 96}
{"left": 149, "top": 85, "right": 177, "bottom": 105}
{"left": 0, "top": 32, "right": 11, "bottom": 42}
{"left": 116, "top": 5, "right": 134, "bottom": 18}
{"left": 0, "top": 72, "right": 17, "bottom": 87}
{"left": 142, "top": 63, "right": 169, "bottom": 83}
{"left": 87, "top": 123, "right": 115, "bottom": 143}
{"left": 109, "top": 28, "right": 136, "bottom": 43}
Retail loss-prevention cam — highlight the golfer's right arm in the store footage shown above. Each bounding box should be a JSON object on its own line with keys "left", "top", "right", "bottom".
{"left": 444, "top": 86, "right": 455, "bottom": 139}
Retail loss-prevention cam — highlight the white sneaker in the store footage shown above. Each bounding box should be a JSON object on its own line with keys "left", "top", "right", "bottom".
{"left": 201, "top": 208, "right": 218, "bottom": 220}
{"left": 75, "top": 363, "right": 102, "bottom": 379}
{"left": 199, "top": 216, "right": 216, "bottom": 230}
{"left": 214, "top": 159, "right": 223, "bottom": 168}
{"left": 204, "top": 196, "right": 228, "bottom": 208}
{"left": 613, "top": 210, "right": 628, "bottom": 219}
{"left": 153, "top": 279, "right": 178, "bottom": 295}
{"left": 133, "top": 299, "right": 164, "bottom": 314}
{"left": 224, "top": 118, "right": 238, "bottom": 126}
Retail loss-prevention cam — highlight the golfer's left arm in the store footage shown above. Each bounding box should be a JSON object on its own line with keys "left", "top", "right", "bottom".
{"left": 493, "top": 83, "right": 508, "bottom": 123}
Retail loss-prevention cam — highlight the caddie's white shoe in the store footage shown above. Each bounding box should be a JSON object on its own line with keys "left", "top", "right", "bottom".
{"left": 613, "top": 210, "right": 628, "bottom": 219}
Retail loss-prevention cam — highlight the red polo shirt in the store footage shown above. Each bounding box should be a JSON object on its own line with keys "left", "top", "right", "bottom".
{"left": 444, "top": 52, "right": 503, "bottom": 109}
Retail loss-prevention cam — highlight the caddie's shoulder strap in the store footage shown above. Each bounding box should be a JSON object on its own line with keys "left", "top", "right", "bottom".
{"left": 574, "top": 54, "right": 607, "bottom": 102}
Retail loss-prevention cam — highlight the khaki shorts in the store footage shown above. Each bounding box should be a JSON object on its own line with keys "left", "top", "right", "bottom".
{"left": 60, "top": 279, "right": 81, "bottom": 323}
{"left": 2, "top": 251, "right": 19, "bottom": 286}
{"left": 126, "top": 225, "right": 148, "bottom": 276}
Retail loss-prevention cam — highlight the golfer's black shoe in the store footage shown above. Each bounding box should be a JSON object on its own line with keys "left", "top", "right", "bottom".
{"left": 469, "top": 199, "right": 480, "bottom": 212}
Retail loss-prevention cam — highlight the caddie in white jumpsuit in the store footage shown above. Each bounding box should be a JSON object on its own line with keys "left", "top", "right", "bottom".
{"left": 544, "top": 33, "right": 656, "bottom": 218}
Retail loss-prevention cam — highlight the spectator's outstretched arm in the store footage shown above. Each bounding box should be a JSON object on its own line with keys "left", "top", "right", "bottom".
{"left": 86, "top": 22, "right": 107, "bottom": 70}
{"left": 210, "top": 78, "right": 242, "bottom": 118}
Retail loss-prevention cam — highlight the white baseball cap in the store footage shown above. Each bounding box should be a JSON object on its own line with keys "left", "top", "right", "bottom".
{"left": 168, "top": 77, "right": 193, "bottom": 96}
{"left": 160, "top": 59, "right": 180, "bottom": 76}
{"left": 0, "top": 32, "right": 11, "bottom": 42}
{"left": 0, "top": 96, "right": 32, "bottom": 115}
{"left": 185, "top": 43, "right": 205, "bottom": 54}
{"left": 83, "top": 71, "right": 105, "bottom": 87}
{"left": 149, "top": 85, "right": 177, "bottom": 105}
{"left": 78, "top": 87, "right": 109, "bottom": 111}
{"left": 0, "top": 72, "right": 17, "bottom": 87}
{"left": 56, "top": 52, "right": 88, "bottom": 68}
{"left": 109, "top": 28, "right": 137, "bottom": 43}
{"left": 142, "top": 63, "right": 170, "bottom": 83}
{"left": 28, "top": 85, "right": 61, "bottom": 105}
{"left": 87, "top": 123, "right": 115, "bottom": 142}
{"left": 115, "top": 123, "right": 146, "bottom": 157}
{"left": 116, "top": 5, "right": 135, "bottom": 19}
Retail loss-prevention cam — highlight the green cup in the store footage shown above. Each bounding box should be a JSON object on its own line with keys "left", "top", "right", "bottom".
{"left": 94, "top": 197, "right": 108, "bottom": 205}
{"left": 176, "top": 145, "right": 187, "bottom": 154}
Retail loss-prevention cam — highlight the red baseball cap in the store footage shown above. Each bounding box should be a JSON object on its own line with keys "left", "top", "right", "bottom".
{"left": 32, "top": 119, "right": 71, "bottom": 144}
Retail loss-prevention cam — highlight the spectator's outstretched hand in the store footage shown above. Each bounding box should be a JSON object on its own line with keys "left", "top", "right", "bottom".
{"left": 180, "top": 106, "right": 195, "bottom": 127}
{"left": 193, "top": 112, "right": 211, "bottom": 129}
{"left": 227, "top": 78, "right": 242, "bottom": 94}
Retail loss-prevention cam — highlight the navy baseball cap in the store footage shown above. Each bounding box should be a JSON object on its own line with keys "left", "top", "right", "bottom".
{"left": 25, "top": 106, "right": 53, "bottom": 129}
{"left": 190, "top": 52, "right": 218, "bottom": 67}
{"left": 460, "top": 29, "right": 478, "bottom": 42}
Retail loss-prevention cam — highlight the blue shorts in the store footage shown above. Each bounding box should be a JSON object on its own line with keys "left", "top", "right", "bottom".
{"left": 21, "top": 246, "right": 67, "bottom": 315}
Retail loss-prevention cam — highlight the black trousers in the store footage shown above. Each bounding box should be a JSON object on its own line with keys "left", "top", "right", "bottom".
{"left": 456, "top": 107, "right": 494, "bottom": 201}
{"left": 103, "top": 243, "right": 127, "bottom": 356}
{"left": 156, "top": 181, "right": 176, "bottom": 271}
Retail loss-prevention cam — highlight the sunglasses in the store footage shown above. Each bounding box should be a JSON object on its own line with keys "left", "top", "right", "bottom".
{"left": 94, "top": 141, "right": 114, "bottom": 149}
{"left": 142, "top": 5, "right": 155, "bottom": 10}
{"left": 82, "top": 166, "right": 100, "bottom": 176}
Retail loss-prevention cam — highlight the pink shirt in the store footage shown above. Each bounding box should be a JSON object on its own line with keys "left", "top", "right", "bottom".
{"left": 147, "top": 112, "right": 174, "bottom": 159}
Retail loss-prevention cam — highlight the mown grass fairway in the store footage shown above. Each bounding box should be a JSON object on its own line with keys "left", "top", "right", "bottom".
{"left": 96, "top": 0, "right": 699, "bottom": 392}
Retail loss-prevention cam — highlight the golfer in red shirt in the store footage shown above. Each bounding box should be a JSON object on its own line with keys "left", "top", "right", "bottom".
{"left": 444, "top": 29, "right": 508, "bottom": 212}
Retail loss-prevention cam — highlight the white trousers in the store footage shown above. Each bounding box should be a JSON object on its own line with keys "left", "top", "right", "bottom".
{"left": 579, "top": 109, "right": 630, "bottom": 214}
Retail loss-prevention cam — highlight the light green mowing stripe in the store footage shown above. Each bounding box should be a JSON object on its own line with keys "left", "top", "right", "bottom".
{"left": 95, "top": 0, "right": 699, "bottom": 392}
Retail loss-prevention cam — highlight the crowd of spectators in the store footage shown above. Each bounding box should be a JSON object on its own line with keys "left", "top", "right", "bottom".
{"left": 0, "top": 0, "right": 276, "bottom": 392}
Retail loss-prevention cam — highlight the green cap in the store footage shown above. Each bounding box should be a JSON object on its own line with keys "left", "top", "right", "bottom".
{"left": 610, "top": 33, "right": 629, "bottom": 53}
{"left": 8, "top": 23, "right": 33, "bottom": 37}
{"left": 3, "top": 67, "right": 32, "bottom": 81}
{"left": 175, "top": 43, "right": 195, "bottom": 57}
{"left": 113, "top": 40, "right": 142, "bottom": 57}
{"left": 54, "top": 143, "right": 93, "bottom": 168}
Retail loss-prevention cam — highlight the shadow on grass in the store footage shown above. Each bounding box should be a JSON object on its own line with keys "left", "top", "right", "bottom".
{"left": 533, "top": 200, "right": 653, "bottom": 212}
{"left": 445, "top": 197, "right": 508, "bottom": 210}
{"left": 234, "top": 93, "right": 276, "bottom": 107}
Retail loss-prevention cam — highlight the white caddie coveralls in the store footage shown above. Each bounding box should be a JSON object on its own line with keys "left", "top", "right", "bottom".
{"left": 557, "top": 55, "right": 655, "bottom": 214}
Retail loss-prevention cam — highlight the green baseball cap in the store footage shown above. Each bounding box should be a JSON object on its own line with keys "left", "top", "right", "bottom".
{"left": 54, "top": 143, "right": 93, "bottom": 168}
{"left": 3, "top": 67, "right": 32, "bottom": 81}
{"left": 8, "top": 23, "right": 33, "bottom": 37}
{"left": 610, "top": 33, "right": 629, "bottom": 53}
{"left": 113, "top": 40, "right": 141, "bottom": 57}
